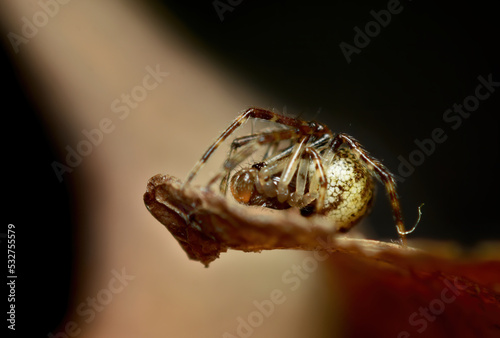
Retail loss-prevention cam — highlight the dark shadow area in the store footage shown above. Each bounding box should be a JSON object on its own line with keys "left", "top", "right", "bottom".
{"left": 1, "top": 38, "right": 74, "bottom": 337}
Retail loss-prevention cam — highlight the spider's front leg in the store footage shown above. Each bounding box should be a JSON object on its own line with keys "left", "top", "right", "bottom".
{"left": 329, "top": 133, "right": 420, "bottom": 245}
{"left": 184, "top": 107, "right": 330, "bottom": 187}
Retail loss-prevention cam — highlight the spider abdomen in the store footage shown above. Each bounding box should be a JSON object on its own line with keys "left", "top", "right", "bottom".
{"left": 322, "top": 149, "right": 375, "bottom": 232}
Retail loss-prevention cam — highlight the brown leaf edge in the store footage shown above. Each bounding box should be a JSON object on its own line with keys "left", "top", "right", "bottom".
{"left": 143, "top": 174, "right": 422, "bottom": 266}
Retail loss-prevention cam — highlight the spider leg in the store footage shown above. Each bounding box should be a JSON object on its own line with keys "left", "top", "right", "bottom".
{"left": 184, "top": 107, "right": 330, "bottom": 186}
{"left": 209, "top": 129, "right": 304, "bottom": 190}
{"left": 295, "top": 134, "right": 331, "bottom": 206}
{"left": 288, "top": 147, "right": 328, "bottom": 211}
{"left": 262, "top": 140, "right": 281, "bottom": 161}
{"left": 329, "top": 133, "right": 416, "bottom": 245}
{"left": 255, "top": 154, "right": 291, "bottom": 198}
{"left": 304, "top": 147, "right": 328, "bottom": 213}
{"left": 219, "top": 131, "right": 298, "bottom": 194}
{"left": 290, "top": 153, "right": 310, "bottom": 207}
{"left": 276, "top": 136, "right": 309, "bottom": 202}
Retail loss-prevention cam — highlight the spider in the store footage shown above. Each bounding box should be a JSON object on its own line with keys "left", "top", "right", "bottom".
{"left": 184, "top": 107, "right": 421, "bottom": 245}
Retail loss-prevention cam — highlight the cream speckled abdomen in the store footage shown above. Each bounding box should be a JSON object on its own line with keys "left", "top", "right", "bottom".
{"left": 321, "top": 148, "right": 374, "bottom": 232}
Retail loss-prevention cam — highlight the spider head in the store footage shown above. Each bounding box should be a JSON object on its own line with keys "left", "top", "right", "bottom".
{"left": 306, "top": 121, "right": 328, "bottom": 135}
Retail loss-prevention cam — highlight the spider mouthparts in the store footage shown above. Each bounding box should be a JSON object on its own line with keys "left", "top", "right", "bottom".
{"left": 252, "top": 162, "right": 266, "bottom": 170}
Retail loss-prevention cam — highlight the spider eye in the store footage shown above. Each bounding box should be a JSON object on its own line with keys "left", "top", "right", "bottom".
{"left": 230, "top": 169, "right": 256, "bottom": 204}
{"left": 308, "top": 121, "right": 318, "bottom": 129}
{"left": 251, "top": 162, "right": 265, "bottom": 170}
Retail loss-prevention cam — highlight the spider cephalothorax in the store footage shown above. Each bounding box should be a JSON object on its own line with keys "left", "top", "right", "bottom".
{"left": 184, "top": 107, "right": 419, "bottom": 244}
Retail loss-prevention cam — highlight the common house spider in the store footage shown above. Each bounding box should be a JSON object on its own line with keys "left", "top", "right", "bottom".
{"left": 184, "top": 107, "right": 421, "bottom": 245}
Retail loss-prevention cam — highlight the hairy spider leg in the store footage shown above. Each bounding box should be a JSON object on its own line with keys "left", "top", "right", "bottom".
{"left": 303, "top": 147, "right": 328, "bottom": 212}
{"left": 208, "top": 129, "right": 306, "bottom": 189}
{"left": 218, "top": 130, "right": 301, "bottom": 193}
{"left": 329, "top": 133, "right": 419, "bottom": 245}
{"left": 184, "top": 107, "right": 330, "bottom": 186}
{"left": 287, "top": 147, "right": 328, "bottom": 212}
{"left": 291, "top": 152, "right": 311, "bottom": 207}
{"left": 276, "top": 136, "right": 309, "bottom": 202}
{"left": 262, "top": 140, "right": 282, "bottom": 161}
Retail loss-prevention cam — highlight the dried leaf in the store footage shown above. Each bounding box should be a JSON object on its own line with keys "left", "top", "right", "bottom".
{"left": 144, "top": 174, "right": 419, "bottom": 266}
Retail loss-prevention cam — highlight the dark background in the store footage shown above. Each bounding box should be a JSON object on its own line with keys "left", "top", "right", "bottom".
{"left": 2, "top": 0, "right": 499, "bottom": 336}
{"left": 1, "top": 38, "right": 74, "bottom": 337}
